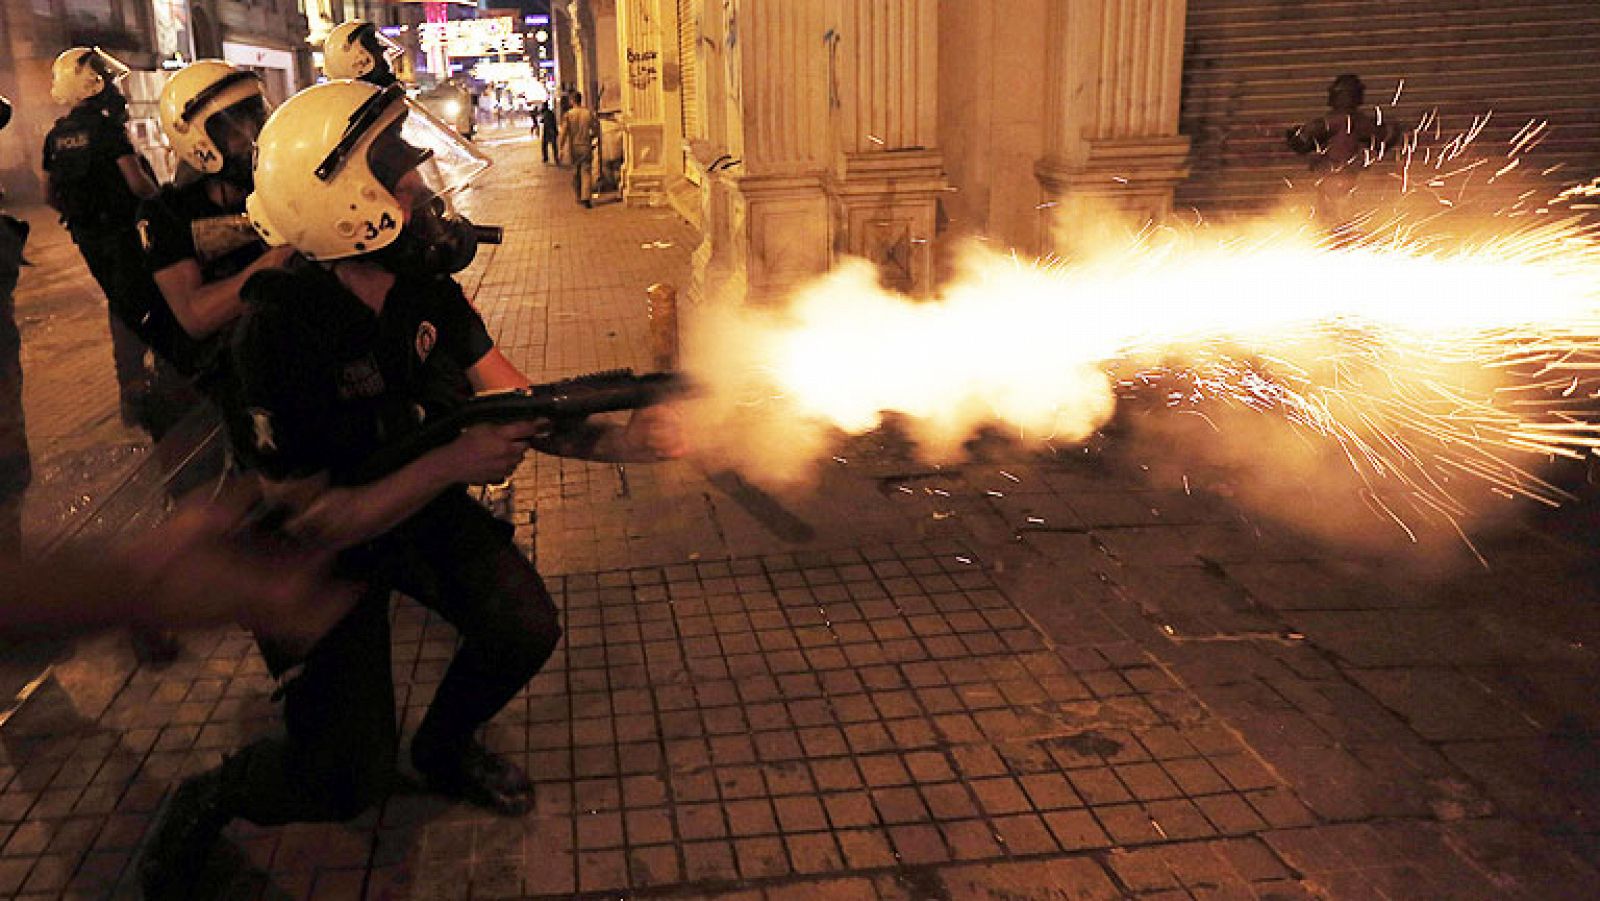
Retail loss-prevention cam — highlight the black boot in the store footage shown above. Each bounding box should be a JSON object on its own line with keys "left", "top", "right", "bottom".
{"left": 412, "top": 733, "right": 534, "bottom": 817}
{"left": 138, "top": 768, "right": 233, "bottom": 899}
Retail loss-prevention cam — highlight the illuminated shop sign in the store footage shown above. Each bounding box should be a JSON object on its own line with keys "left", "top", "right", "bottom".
{"left": 419, "top": 17, "right": 525, "bottom": 58}
{"left": 473, "top": 61, "right": 536, "bottom": 83}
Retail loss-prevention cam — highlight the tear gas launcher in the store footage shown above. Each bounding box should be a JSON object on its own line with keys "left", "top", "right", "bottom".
{"left": 350, "top": 368, "right": 690, "bottom": 482}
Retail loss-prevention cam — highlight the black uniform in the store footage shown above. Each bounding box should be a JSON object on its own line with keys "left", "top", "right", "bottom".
{"left": 41, "top": 99, "right": 158, "bottom": 409}
{"left": 130, "top": 181, "right": 289, "bottom": 466}
{"left": 208, "top": 263, "right": 561, "bottom": 824}
{"left": 136, "top": 181, "right": 265, "bottom": 386}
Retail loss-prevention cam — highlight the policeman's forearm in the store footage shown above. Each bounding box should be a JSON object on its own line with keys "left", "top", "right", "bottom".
{"left": 288, "top": 450, "right": 459, "bottom": 549}
{"left": 169, "top": 252, "right": 287, "bottom": 338}
{"left": 171, "top": 280, "right": 247, "bottom": 337}
{"left": 117, "top": 156, "right": 159, "bottom": 200}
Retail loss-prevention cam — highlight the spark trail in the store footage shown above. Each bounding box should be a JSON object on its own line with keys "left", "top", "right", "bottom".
{"left": 681, "top": 107, "right": 1600, "bottom": 553}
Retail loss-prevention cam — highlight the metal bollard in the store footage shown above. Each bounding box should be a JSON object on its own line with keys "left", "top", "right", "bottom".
{"left": 647, "top": 282, "right": 679, "bottom": 370}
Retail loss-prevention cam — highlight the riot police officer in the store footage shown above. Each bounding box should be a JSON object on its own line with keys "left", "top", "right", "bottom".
{"left": 41, "top": 47, "right": 161, "bottom": 425}
{"left": 137, "top": 80, "right": 684, "bottom": 896}
{"left": 137, "top": 61, "right": 292, "bottom": 430}
{"left": 322, "top": 19, "right": 404, "bottom": 87}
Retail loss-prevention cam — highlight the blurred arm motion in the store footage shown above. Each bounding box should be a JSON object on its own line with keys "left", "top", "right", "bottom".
{"left": 0, "top": 492, "right": 355, "bottom": 654}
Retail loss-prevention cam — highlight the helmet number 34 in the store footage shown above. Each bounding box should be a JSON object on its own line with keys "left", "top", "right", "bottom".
{"left": 363, "top": 212, "right": 397, "bottom": 241}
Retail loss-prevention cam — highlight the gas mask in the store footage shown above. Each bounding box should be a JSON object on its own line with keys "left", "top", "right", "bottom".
{"left": 370, "top": 193, "right": 484, "bottom": 278}
{"left": 207, "top": 95, "right": 270, "bottom": 190}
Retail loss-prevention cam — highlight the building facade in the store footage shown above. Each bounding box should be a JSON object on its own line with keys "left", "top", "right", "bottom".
{"left": 577, "top": 0, "right": 1600, "bottom": 308}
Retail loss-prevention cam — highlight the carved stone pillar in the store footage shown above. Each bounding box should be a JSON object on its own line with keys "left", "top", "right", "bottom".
{"left": 694, "top": 0, "right": 833, "bottom": 305}
{"left": 616, "top": 0, "right": 669, "bottom": 205}
{"left": 566, "top": 0, "right": 616, "bottom": 109}
{"left": 1035, "top": 0, "right": 1190, "bottom": 241}
{"left": 827, "top": 0, "right": 945, "bottom": 295}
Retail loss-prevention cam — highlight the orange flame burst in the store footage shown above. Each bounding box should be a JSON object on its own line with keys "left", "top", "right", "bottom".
{"left": 684, "top": 212, "right": 1600, "bottom": 548}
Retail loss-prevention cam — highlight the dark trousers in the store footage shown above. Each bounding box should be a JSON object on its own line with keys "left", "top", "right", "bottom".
{"left": 76, "top": 230, "right": 155, "bottom": 405}
{"left": 542, "top": 130, "right": 560, "bottom": 163}
{"left": 0, "top": 217, "right": 27, "bottom": 554}
{"left": 218, "top": 488, "right": 562, "bottom": 825}
{"left": 0, "top": 279, "right": 25, "bottom": 555}
{"left": 78, "top": 230, "right": 208, "bottom": 440}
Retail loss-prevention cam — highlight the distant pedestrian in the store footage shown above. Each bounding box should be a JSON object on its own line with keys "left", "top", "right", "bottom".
{"left": 1286, "top": 73, "right": 1405, "bottom": 227}
{"left": 41, "top": 48, "right": 162, "bottom": 427}
{"left": 539, "top": 103, "right": 559, "bottom": 164}
{"left": 0, "top": 93, "right": 28, "bottom": 554}
{"left": 560, "top": 92, "right": 599, "bottom": 207}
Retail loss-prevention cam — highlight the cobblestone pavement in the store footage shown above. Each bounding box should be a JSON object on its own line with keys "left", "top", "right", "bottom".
{"left": 5, "top": 201, "right": 155, "bottom": 554}
{"left": 3, "top": 130, "right": 1599, "bottom": 899}
{"left": 1, "top": 191, "right": 163, "bottom": 714}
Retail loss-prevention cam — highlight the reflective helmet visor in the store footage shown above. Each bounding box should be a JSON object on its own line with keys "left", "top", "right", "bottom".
{"left": 204, "top": 94, "right": 271, "bottom": 154}
{"left": 318, "top": 84, "right": 488, "bottom": 199}
{"left": 318, "top": 84, "right": 489, "bottom": 204}
{"left": 85, "top": 48, "right": 131, "bottom": 84}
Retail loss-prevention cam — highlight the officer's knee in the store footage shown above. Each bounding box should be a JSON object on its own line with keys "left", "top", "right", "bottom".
{"left": 468, "top": 597, "right": 562, "bottom": 680}
{"left": 492, "top": 611, "right": 562, "bottom": 664}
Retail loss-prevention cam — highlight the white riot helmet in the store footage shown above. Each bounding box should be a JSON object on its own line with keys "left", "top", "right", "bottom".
{"left": 323, "top": 21, "right": 404, "bottom": 83}
{"left": 247, "top": 80, "right": 490, "bottom": 262}
{"left": 51, "top": 47, "right": 130, "bottom": 106}
{"left": 158, "top": 60, "right": 270, "bottom": 177}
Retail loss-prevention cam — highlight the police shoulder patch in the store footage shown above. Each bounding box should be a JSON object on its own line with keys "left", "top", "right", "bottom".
{"left": 415, "top": 321, "right": 438, "bottom": 362}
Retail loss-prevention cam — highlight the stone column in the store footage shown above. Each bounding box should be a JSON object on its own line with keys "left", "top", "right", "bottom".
{"left": 827, "top": 0, "right": 944, "bottom": 294}
{"left": 592, "top": 0, "right": 622, "bottom": 109}
{"left": 564, "top": 0, "right": 601, "bottom": 107}
{"left": 615, "top": 0, "right": 669, "bottom": 205}
{"left": 693, "top": 0, "right": 833, "bottom": 305}
{"left": 1035, "top": 0, "right": 1190, "bottom": 241}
